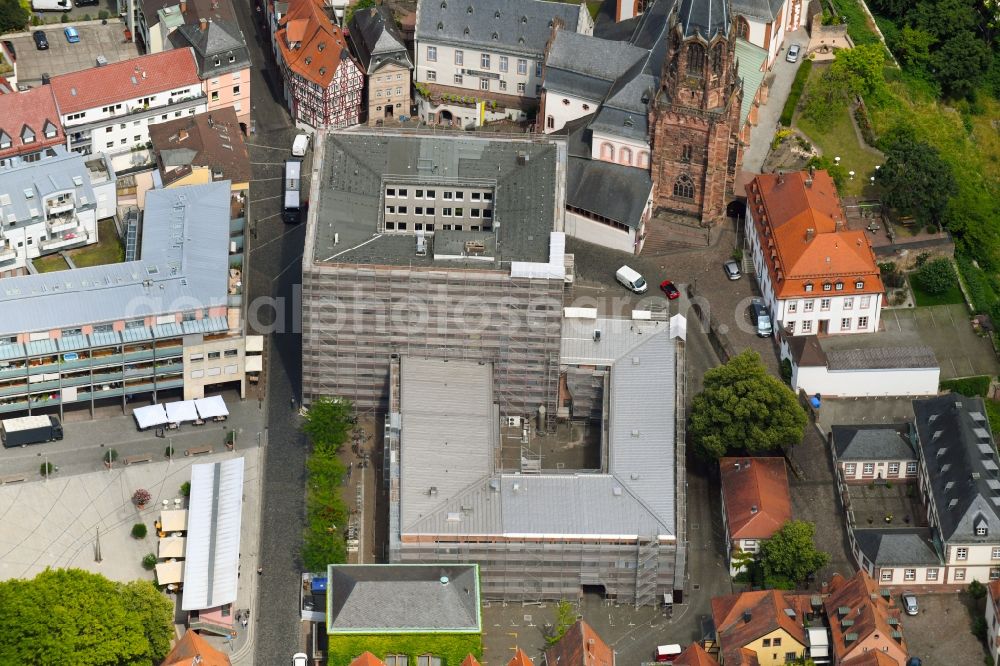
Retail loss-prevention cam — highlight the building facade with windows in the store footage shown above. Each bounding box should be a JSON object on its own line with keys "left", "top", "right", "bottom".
{"left": 171, "top": 11, "right": 252, "bottom": 124}
{"left": 349, "top": 4, "right": 414, "bottom": 126}
{"left": 413, "top": 0, "right": 593, "bottom": 127}
{"left": 0, "top": 86, "right": 65, "bottom": 165}
{"left": 0, "top": 182, "right": 250, "bottom": 420}
{"left": 50, "top": 49, "right": 206, "bottom": 158}
{"left": 914, "top": 393, "right": 1000, "bottom": 586}
{"left": 0, "top": 147, "right": 116, "bottom": 276}
{"left": 832, "top": 424, "right": 919, "bottom": 484}
{"left": 274, "top": 0, "right": 364, "bottom": 129}
{"left": 710, "top": 589, "right": 814, "bottom": 665}
{"left": 719, "top": 457, "right": 792, "bottom": 576}
{"left": 745, "top": 170, "right": 883, "bottom": 337}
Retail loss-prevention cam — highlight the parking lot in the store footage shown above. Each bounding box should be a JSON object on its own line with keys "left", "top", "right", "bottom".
{"left": 6, "top": 21, "right": 140, "bottom": 88}
{"left": 883, "top": 304, "right": 1000, "bottom": 380}
{"left": 899, "top": 592, "right": 988, "bottom": 665}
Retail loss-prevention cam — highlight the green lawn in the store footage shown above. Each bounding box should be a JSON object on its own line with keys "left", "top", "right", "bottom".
{"left": 908, "top": 275, "right": 965, "bottom": 307}
{"left": 67, "top": 219, "right": 124, "bottom": 268}
{"left": 793, "top": 65, "right": 883, "bottom": 197}
{"left": 33, "top": 254, "right": 68, "bottom": 273}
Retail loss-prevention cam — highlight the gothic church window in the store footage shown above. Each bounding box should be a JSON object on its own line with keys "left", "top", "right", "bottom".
{"left": 736, "top": 17, "right": 750, "bottom": 40}
{"left": 686, "top": 44, "right": 705, "bottom": 75}
{"left": 712, "top": 44, "right": 724, "bottom": 76}
{"left": 673, "top": 174, "right": 695, "bottom": 199}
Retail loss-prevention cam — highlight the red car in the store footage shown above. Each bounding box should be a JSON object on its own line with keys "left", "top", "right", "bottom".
{"left": 659, "top": 280, "right": 680, "bottom": 300}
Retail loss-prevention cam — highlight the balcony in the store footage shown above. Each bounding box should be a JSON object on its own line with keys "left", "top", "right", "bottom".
{"left": 46, "top": 212, "right": 79, "bottom": 235}
{"left": 46, "top": 198, "right": 75, "bottom": 217}
{"left": 0, "top": 241, "right": 15, "bottom": 264}
{"left": 40, "top": 229, "right": 89, "bottom": 252}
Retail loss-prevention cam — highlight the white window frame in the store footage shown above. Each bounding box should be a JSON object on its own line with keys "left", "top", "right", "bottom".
{"left": 480, "top": 53, "right": 490, "bottom": 69}
{"left": 880, "top": 570, "right": 893, "bottom": 582}
{"left": 499, "top": 56, "right": 508, "bottom": 72}
{"left": 517, "top": 58, "right": 527, "bottom": 75}
{"left": 956, "top": 547, "right": 968, "bottom": 561}
{"left": 904, "top": 569, "right": 916, "bottom": 581}
{"left": 455, "top": 50, "right": 464, "bottom": 66}
{"left": 426, "top": 46, "right": 437, "bottom": 62}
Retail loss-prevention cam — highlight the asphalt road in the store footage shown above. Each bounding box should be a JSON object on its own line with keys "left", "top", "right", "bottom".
{"left": 233, "top": 0, "right": 312, "bottom": 662}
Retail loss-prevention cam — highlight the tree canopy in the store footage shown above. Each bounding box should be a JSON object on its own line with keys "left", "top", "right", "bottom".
{"left": 0, "top": 569, "right": 173, "bottom": 665}
{"left": 302, "top": 396, "right": 353, "bottom": 452}
{"left": 689, "top": 350, "right": 807, "bottom": 460}
{"left": 759, "top": 521, "right": 831, "bottom": 589}
{"left": 0, "top": 0, "right": 28, "bottom": 34}
{"left": 875, "top": 125, "right": 957, "bottom": 226}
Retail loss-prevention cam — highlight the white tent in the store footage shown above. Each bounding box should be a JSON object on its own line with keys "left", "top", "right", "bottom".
{"left": 134, "top": 404, "right": 168, "bottom": 430}
{"left": 194, "top": 395, "right": 228, "bottom": 419}
{"left": 165, "top": 400, "right": 198, "bottom": 424}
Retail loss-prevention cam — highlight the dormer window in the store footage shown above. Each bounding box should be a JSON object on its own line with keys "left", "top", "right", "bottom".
{"left": 214, "top": 56, "right": 221, "bottom": 67}
{"left": 804, "top": 283, "right": 813, "bottom": 292}
{"left": 521, "top": 15, "right": 527, "bottom": 24}
{"left": 823, "top": 282, "right": 832, "bottom": 291}
{"left": 228, "top": 52, "right": 236, "bottom": 63}
{"left": 494, "top": 9, "right": 500, "bottom": 18}
{"left": 855, "top": 280, "right": 864, "bottom": 289}
{"left": 978, "top": 525, "right": 988, "bottom": 536}
{"left": 835, "top": 281, "right": 844, "bottom": 290}
{"left": 43, "top": 121, "right": 57, "bottom": 139}
{"left": 466, "top": 5, "right": 473, "bottom": 13}
{"left": 440, "top": 0, "right": 446, "bottom": 7}
{"left": 0, "top": 132, "right": 10, "bottom": 150}
{"left": 21, "top": 125, "right": 35, "bottom": 145}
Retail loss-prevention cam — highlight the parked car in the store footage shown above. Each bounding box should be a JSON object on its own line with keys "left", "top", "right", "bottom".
{"left": 901, "top": 591, "right": 918, "bottom": 616}
{"left": 615, "top": 265, "right": 648, "bottom": 294}
{"left": 75, "top": 0, "right": 100, "bottom": 5}
{"left": 659, "top": 280, "right": 680, "bottom": 300}
{"left": 723, "top": 259, "right": 742, "bottom": 280}
{"left": 786, "top": 43, "right": 801, "bottom": 63}
{"left": 292, "top": 653, "right": 308, "bottom": 666}
{"left": 63, "top": 27, "right": 80, "bottom": 44}
{"left": 291, "top": 133, "right": 310, "bottom": 156}
{"left": 33, "top": 31, "right": 49, "bottom": 51}
{"left": 749, "top": 298, "right": 772, "bottom": 337}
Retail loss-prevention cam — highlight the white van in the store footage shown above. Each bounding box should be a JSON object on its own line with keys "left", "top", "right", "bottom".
{"left": 616, "top": 265, "right": 648, "bottom": 294}
{"left": 291, "top": 133, "right": 310, "bottom": 157}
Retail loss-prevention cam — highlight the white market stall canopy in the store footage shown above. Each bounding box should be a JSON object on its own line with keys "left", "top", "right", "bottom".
{"left": 158, "top": 536, "right": 186, "bottom": 559}
{"left": 160, "top": 509, "right": 188, "bottom": 533}
{"left": 133, "top": 404, "right": 168, "bottom": 429}
{"left": 182, "top": 457, "right": 245, "bottom": 611}
{"left": 194, "top": 395, "right": 229, "bottom": 419}
{"left": 155, "top": 560, "right": 185, "bottom": 585}
{"left": 166, "top": 400, "right": 199, "bottom": 423}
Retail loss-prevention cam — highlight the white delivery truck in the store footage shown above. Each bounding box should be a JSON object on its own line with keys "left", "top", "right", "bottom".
{"left": 31, "top": 0, "right": 70, "bottom": 11}
{"left": 616, "top": 265, "right": 648, "bottom": 294}
{"left": 291, "top": 133, "right": 310, "bottom": 157}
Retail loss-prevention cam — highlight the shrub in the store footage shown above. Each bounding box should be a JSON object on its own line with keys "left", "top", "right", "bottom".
{"left": 940, "top": 376, "right": 991, "bottom": 398}
{"left": 780, "top": 59, "right": 813, "bottom": 126}
{"left": 913, "top": 258, "right": 957, "bottom": 295}
{"left": 180, "top": 481, "right": 190, "bottom": 497}
{"left": 142, "top": 553, "right": 157, "bottom": 570}
{"left": 131, "top": 523, "right": 148, "bottom": 539}
{"left": 780, "top": 358, "right": 793, "bottom": 385}
{"left": 973, "top": 615, "right": 988, "bottom": 641}
{"left": 98, "top": 9, "right": 109, "bottom": 19}
{"left": 132, "top": 489, "right": 152, "bottom": 507}
{"left": 957, "top": 256, "right": 999, "bottom": 315}
{"left": 39, "top": 462, "right": 54, "bottom": 477}
{"left": 60, "top": 12, "right": 69, "bottom": 23}
{"left": 81, "top": 13, "right": 90, "bottom": 20}
{"left": 104, "top": 449, "right": 118, "bottom": 463}
{"left": 164, "top": 446, "right": 174, "bottom": 457}
{"left": 969, "top": 579, "right": 988, "bottom": 600}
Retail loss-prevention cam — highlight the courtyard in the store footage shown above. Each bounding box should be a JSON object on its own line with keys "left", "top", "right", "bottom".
{"left": 33, "top": 219, "right": 124, "bottom": 273}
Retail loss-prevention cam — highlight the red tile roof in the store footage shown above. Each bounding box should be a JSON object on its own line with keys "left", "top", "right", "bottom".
{"left": 160, "top": 629, "right": 231, "bottom": 666}
{"left": 51, "top": 48, "right": 201, "bottom": 115}
{"left": 276, "top": 0, "right": 354, "bottom": 88}
{"left": 507, "top": 648, "right": 534, "bottom": 666}
{"left": 711, "top": 589, "right": 812, "bottom": 664}
{"left": 349, "top": 653, "right": 387, "bottom": 666}
{"left": 460, "top": 656, "right": 483, "bottom": 666}
{"left": 746, "top": 171, "right": 883, "bottom": 300}
{"left": 543, "top": 620, "right": 613, "bottom": 666}
{"left": 0, "top": 86, "right": 64, "bottom": 160}
{"left": 823, "top": 571, "right": 907, "bottom": 665}
{"left": 841, "top": 651, "right": 901, "bottom": 666}
{"left": 720, "top": 457, "right": 792, "bottom": 541}
{"left": 673, "top": 642, "right": 720, "bottom": 666}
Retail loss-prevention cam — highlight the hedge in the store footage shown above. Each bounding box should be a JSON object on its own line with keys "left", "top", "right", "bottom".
{"left": 780, "top": 60, "right": 813, "bottom": 126}
{"left": 327, "top": 632, "right": 482, "bottom": 666}
{"left": 957, "top": 256, "right": 999, "bottom": 315}
{"left": 940, "top": 376, "right": 992, "bottom": 398}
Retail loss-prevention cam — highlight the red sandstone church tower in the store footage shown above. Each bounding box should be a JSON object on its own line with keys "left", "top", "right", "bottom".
{"left": 649, "top": 0, "right": 743, "bottom": 225}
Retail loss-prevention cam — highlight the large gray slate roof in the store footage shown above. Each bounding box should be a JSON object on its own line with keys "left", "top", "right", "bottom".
{"left": 914, "top": 393, "right": 1000, "bottom": 543}
{"left": 854, "top": 529, "right": 941, "bottom": 567}
{"left": 832, "top": 424, "right": 917, "bottom": 461}
{"left": 313, "top": 130, "right": 560, "bottom": 266}
{"left": 0, "top": 181, "right": 231, "bottom": 336}
{"left": 172, "top": 17, "right": 250, "bottom": 78}
{"left": 399, "top": 323, "right": 679, "bottom": 539}
{"left": 326, "top": 564, "right": 481, "bottom": 633}
{"left": 416, "top": 0, "right": 583, "bottom": 56}
{"left": 826, "top": 346, "right": 938, "bottom": 371}
{"left": 544, "top": 30, "right": 647, "bottom": 99}
{"left": 676, "top": 0, "right": 731, "bottom": 40}
{"left": 349, "top": 4, "right": 413, "bottom": 74}
{"left": 731, "top": 0, "right": 787, "bottom": 22}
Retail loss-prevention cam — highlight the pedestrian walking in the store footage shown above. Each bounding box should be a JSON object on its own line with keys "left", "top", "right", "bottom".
{"left": 257, "top": 566, "right": 263, "bottom": 575}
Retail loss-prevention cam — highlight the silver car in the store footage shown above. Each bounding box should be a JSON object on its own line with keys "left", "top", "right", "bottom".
{"left": 901, "top": 591, "right": 918, "bottom": 615}
{"left": 723, "top": 260, "right": 742, "bottom": 280}
{"left": 786, "top": 44, "right": 801, "bottom": 63}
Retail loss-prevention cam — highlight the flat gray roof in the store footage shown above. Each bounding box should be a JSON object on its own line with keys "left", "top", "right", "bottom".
{"left": 0, "top": 146, "right": 98, "bottom": 226}
{"left": 399, "top": 320, "right": 681, "bottom": 539}
{"left": 311, "top": 130, "right": 562, "bottom": 267}
{"left": 0, "top": 180, "right": 232, "bottom": 336}
{"left": 561, "top": 314, "right": 669, "bottom": 366}
{"left": 326, "top": 564, "right": 481, "bottom": 634}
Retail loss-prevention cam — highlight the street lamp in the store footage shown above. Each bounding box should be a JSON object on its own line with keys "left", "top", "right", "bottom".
{"left": 834, "top": 156, "right": 841, "bottom": 165}
{"left": 849, "top": 170, "right": 855, "bottom": 181}
{"left": 870, "top": 176, "right": 876, "bottom": 185}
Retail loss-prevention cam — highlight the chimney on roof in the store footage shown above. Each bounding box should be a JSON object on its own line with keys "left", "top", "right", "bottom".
{"left": 743, "top": 610, "right": 752, "bottom": 624}
{"left": 199, "top": 17, "right": 208, "bottom": 31}
{"left": 777, "top": 171, "right": 784, "bottom": 185}
{"left": 179, "top": 0, "right": 186, "bottom": 12}
{"left": 805, "top": 228, "right": 815, "bottom": 242}
{"left": 805, "top": 169, "right": 813, "bottom": 188}
{"left": 751, "top": 505, "right": 759, "bottom": 514}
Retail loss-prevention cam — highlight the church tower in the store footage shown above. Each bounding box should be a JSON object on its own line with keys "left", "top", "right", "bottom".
{"left": 649, "top": 0, "right": 743, "bottom": 224}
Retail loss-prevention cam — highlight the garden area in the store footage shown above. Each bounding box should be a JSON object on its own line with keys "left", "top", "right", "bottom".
{"left": 32, "top": 219, "right": 125, "bottom": 274}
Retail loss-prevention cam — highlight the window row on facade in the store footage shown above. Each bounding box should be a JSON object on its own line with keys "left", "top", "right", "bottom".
{"left": 786, "top": 316, "right": 871, "bottom": 334}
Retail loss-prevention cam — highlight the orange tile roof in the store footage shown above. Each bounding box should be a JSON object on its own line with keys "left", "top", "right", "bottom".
{"left": 0, "top": 86, "right": 64, "bottom": 160}
{"left": 51, "top": 48, "right": 201, "bottom": 115}
{"left": 349, "top": 652, "right": 387, "bottom": 666}
{"left": 276, "top": 0, "right": 353, "bottom": 88}
{"left": 746, "top": 171, "right": 883, "bottom": 300}
{"left": 160, "top": 629, "right": 231, "bottom": 666}
{"left": 460, "top": 656, "right": 483, "bottom": 666}
{"left": 842, "top": 651, "right": 902, "bottom": 666}
{"left": 720, "top": 457, "right": 792, "bottom": 541}
{"left": 507, "top": 647, "right": 535, "bottom": 666}
{"left": 711, "top": 589, "right": 812, "bottom": 663}
{"left": 543, "top": 620, "right": 613, "bottom": 666}
{"left": 673, "top": 642, "right": 720, "bottom": 666}
{"left": 823, "top": 571, "right": 907, "bottom": 664}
